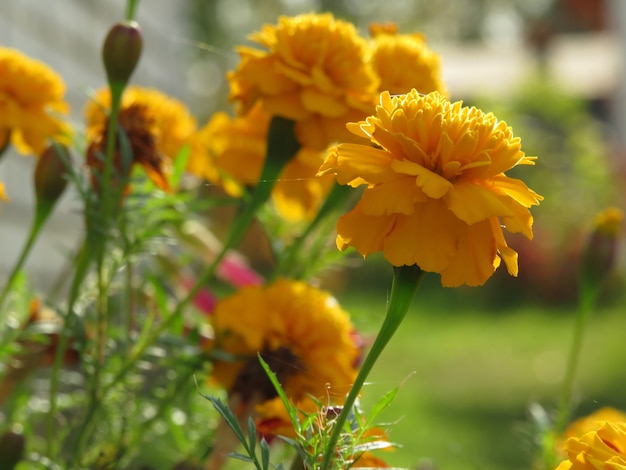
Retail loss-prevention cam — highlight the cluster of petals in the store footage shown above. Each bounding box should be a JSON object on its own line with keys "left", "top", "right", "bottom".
{"left": 0, "top": 47, "right": 70, "bottom": 156}
{"left": 369, "top": 23, "right": 447, "bottom": 96}
{"left": 227, "top": 12, "right": 379, "bottom": 152}
{"left": 557, "top": 420, "right": 626, "bottom": 469}
{"left": 318, "top": 90, "right": 543, "bottom": 287}
{"left": 207, "top": 279, "right": 359, "bottom": 406}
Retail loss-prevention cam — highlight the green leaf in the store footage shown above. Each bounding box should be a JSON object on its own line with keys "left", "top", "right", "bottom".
{"left": 363, "top": 387, "right": 398, "bottom": 430}
{"left": 247, "top": 416, "right": 257, "bottom": 453}
{"left": 228, "top": 452, "right": 255, "bottom": 463}
{"left": 170, "top": 144, "right": 190, "bottom": 188}
{"left": 202, "top": 395, "right": 247, "bottom": 446}
{"left": 258, "top": 354, "right": 301, "bottom": 433}
{"left": 260, "top": 438, "right": 270, "bottom": 470}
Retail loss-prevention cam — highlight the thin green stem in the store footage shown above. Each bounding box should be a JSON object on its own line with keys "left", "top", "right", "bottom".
{"left": 555, "top": 284, "right": 596, "bottom": 433}
{"left": 126, "top": 0, "right": 140, "bottom": 21}
{"left": 320, "top": 265, "right": 425, "bottom": 470}
{"left": 0, "top": 213, "right": 46, "bottom": 310}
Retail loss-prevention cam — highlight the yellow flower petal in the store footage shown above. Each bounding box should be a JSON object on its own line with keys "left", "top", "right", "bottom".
{"left": 322, "top": 90, "right": 542, "bottom": 286}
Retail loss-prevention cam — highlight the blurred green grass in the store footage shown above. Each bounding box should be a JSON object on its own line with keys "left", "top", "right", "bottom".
{"left": 340, "top": 285, "right": 626, "bottom": 470}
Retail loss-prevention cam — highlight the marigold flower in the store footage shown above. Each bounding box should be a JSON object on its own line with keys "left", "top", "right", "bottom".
{"left": 85, "top": 87, "right": 196, "bottom": 191}
{"left": 318, "top": 90, "right": 543, "bottom": 287}
{"left": 369, "top": 23, "right": 447, "bottom": 96}
{"left": 191, "top": 104, "right": 334, "bottom": 221}
{"left": 556, "top": 421, "right": 626, "bottom": 469}
{"left": 0, "top": 47, "right": 70, "bottom": 155}
{"left": 208, "top": 279, "right": 359, "bottom": 406}
{"left": 228, "top": 13, "right": 379, "bottom": 151}
{"left": 564, "top": 408, "right": 626, "bottom": 442}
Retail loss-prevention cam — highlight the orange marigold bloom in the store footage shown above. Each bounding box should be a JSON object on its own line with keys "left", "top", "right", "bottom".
{"left": 0, "top": 47, "right": 70, "bottom": 155}
{"left": 191, "top": 103, "right": 335, "bottom": 222}
{"left": 85, "top": 87, "right": 197, "bottom": 191}
{"left": 208, "top": 279, "right": 359, "bottom": 406}
{"left": 557, "top": 421, "right": 626, "bottom": 469}
{"left": 228, "top": 13, "right": 379, "bottom": 151}
{"left": 369, "top": 23, "right": 447, "bottom": 96}
{"left": 318, "top": 90, "right": 543, "bottom": 287}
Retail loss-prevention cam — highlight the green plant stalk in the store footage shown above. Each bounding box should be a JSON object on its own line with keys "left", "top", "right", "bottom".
{"left": 46, "top": 237, "right": 96, "bottom": 457}
{"left": 542, "top": 279, "right": 599, "bottom": 469}
{"left": 126, "top": 0, "right": 140, "bottom": 21}
{"left": 67, "top": 116, "right": 299, "bottom": 464}
{"left": 272, "top": 183, "right": 352, "bottom": 280}
{"left": 0, "top": 207, "right": 48, "bottom": 310}
{"left": 320, "top": 265, "right": 425, "bottom": 470}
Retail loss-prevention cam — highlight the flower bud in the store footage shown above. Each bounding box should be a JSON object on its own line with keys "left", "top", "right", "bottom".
{"left": 102, "top": 21, "right": 143, "bottom": 87}
{"left": 34, "top": 143, "right": 71, "bottom": 208}
{"left": 580, "top": 207, "right": 623, "bottom": 286}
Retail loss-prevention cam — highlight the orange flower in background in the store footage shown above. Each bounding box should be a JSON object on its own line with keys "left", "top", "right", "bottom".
{"left": 85, "top": 87, "right": 197, "bottom": 191}
{"left": 0, "top": 47, "right": 70, "bottom": 156}
{"left": 369, "top": 23, "right": 447, "bottom": 96}
{"left": 564, "top": 408, "right": 626, "bottom": 442}
{"left": 208, "top": 279, "right": 359, "bottom": 406}
{"left": 556, "top": 421, "right": 626, "bottom": 469}
{"left": 191, "top": 103, "right": 335, "bottom": 222}
{"left": 319, "top": 90, "right": 543, "bottom": 287}
{"left": 228, "top": 12, "right": 379, "bottom": 151}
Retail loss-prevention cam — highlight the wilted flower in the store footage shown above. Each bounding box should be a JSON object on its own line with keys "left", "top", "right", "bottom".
{"left": 319, "top": 90, "right": 543, "bottom": 287}
{"left": 369, "top": 23, "right": 447, "bottom": 96}
{"left": 556, "top": 421, "right": 626, "bottom": 469}
{"left": 85, "top": 87, "right": 197, "bottom": 191}
{"left": 228, "top": 12, "right": 379, "bottom": 151}
{"left": 0, "top": 47, "right": 70, "bottom": 155}
{"left": 191, "top": 104, "right": 335, "bottom": 221}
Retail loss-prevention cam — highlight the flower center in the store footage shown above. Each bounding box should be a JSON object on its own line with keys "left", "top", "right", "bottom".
{"left": 230, "top": 346, "right": 303, "bottom": 402}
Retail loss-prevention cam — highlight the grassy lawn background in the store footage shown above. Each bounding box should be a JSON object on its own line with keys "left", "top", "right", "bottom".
{"left": 339, "top": 278, "right": 625, "bottom": 470}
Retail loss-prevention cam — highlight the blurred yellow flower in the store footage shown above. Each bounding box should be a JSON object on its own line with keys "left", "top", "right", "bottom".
{"left": 557, "top": 421, "right": 626, "bottom": 469}
{"left": 369, "top": 23, "right": 447, "bottom": 96}
{"left": 85, "top": 87, "right": 197, "bottom": 191}
{"left": 208, "top": 279, "right": 359, "bottom": 406}
{"left": 319, "top": 90, "right": 543, "bottom": 287}
{"left": 0, "top": 47, "right": 70, "bottom": 155}
{"left": 564, "top": 408, "right": 626, "bottom": 442}
{"left": 228, "top": 12, "right": 379, "bottom": 151}
{"left": 593, "top": 207, "right": 623, "bottom": 237}
{"left": 0, "top": 182, "right": 7, "bottom": 202}
{"left": 191, "top": 103, "right": 334, "bottom": 221}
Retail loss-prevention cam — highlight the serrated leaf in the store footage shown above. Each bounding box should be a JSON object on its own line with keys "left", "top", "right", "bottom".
{"left": 363, "top": 387, "right": 398, "bottom": 430}
{"left": 202, "top": 395, "right": 247, "bottom": 445}
{"left": 258, "top": 354, "right": 301, "bottom": 432}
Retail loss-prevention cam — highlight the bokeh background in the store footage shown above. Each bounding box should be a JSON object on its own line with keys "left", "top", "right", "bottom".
{"left": 1, "top": 1, "right": 625, "bottom": 469}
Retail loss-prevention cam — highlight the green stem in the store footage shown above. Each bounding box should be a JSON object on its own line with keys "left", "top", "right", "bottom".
{"left": 46, "top": 238, "right": 96, "bottom": 458}
{"left": 320, "top": 265, "right": 425, "bottom": 470}
{"left": 0, "top": 209, "right": 47, "bottom": 310}
{"left": 126, "top": 0, "right": 140, "bottom": 21}
{"left": 556, "top": 285, "right": 595, "bottom": 432}
{"left": 272, "top": 183, "right": 352, "bottom": 280}
{"left": 64, "top": 116, "right": 299, "bottom": 464}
